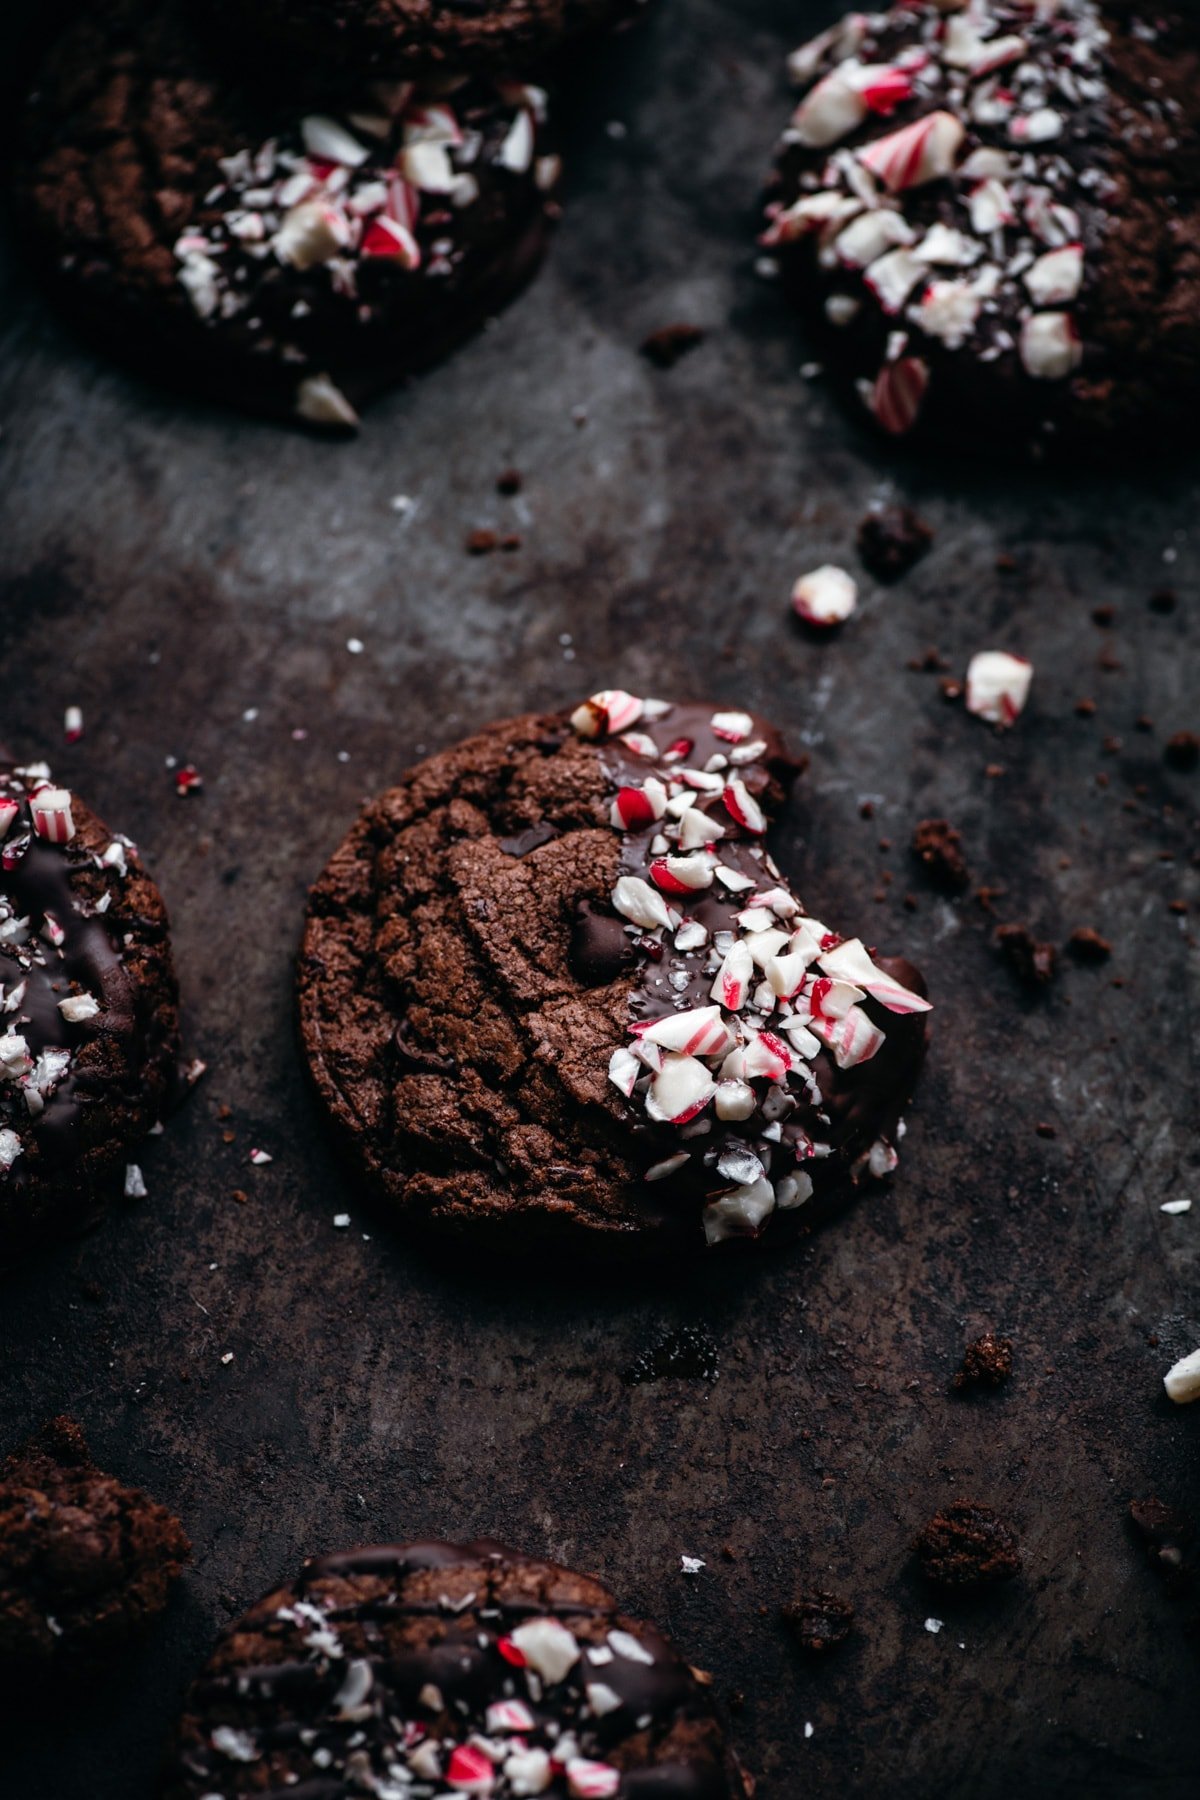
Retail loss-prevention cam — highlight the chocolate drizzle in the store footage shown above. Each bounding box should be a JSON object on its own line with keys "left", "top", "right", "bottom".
{"left": 166, "top": 1540, "right": 741, "bottom": 1799}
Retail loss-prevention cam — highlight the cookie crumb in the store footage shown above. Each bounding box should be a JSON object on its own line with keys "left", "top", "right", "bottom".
{"left": 781, "top": 1590, "right": 854, "bottom": 1653}
{"left": 995, "top": 923, "right": 1058, "bottom": 986}
{"left": 857, "top": 504, "right": 933, "bottom": 582}
{"left": 639, "top": 323, "right": 707, "bottom": 369}
{"left": 912, "top": 818, "right": 969, "bottom": 893}
{"left": 496, "top": 468, "right": 523, "bottom": 495}
{"left": 913, "top": 1502, "right": 1020, "bottom": 1588}
{"left": 953, "top": 1331, "right": 1013, "bottom": 1392}
{"left": 466, "top": 528, "right": 499, "bottom": 556}
{"left": 1067, "top": 926, "right": 1112, "bottom": 962}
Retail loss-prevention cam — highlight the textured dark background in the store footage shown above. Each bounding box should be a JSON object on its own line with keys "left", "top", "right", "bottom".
{"left": 1, "top": 2, "right": 1198, "bottom": 1794}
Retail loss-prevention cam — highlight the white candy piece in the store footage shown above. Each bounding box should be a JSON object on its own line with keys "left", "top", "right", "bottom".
{"left": 272, "top": 202, "right": 350, "bottom": 270}
{"left": 792, "top": 564, "right": 857, "bottom": 627}
{"left": 703, "top": 1176, "right": 776, "bottom": 1245}
{"left": 508, "top": 1617, "right": 580, "bottom": 1685}
{"left": 294, "top": 374, "right": 361, "bottom": 430}
{"left": 1164, "top": 1348, "right": 1200, "bottom": 1405}
{"left": 611, "top": 876, "right": 673, "bottom": 932}
{"left": 965, "top": 652, "right": 1033, "bottom": 726}
{"left": 300, "top": 115, "right": 370, "bottom": 166}
{"left": 1023, "top": 245, "right": 1083, "bottom": 306}
{"left": 0, "top": 1128, "right": 23, "bottom": 1172}
{"left": 58, "top": 993, "right": 101, "bottom": 1023}
{"left": 647, "top": 1056, "right": 717, "bottom": 1125}
{"left": 1019, "top": 312, "right": 1083, "bottom": 380}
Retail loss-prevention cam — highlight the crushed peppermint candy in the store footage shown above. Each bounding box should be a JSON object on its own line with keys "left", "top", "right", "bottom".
{"left": 792, "top": 563, "right": 859, "bottom": 627}
{"left": 570, "top": 692, "right": 929, "bottom": 1248}
{"left": 965, "top": 651, "right": 1033, "bottom": 725}
{"left": 171, "top": 80, "right": 554, "bottom": 429}
{"left": 0, "top": 764, "right": 143, "bottom": 1180}
{"left": 765, "top": 0, "right": 1114, "bottom": 435}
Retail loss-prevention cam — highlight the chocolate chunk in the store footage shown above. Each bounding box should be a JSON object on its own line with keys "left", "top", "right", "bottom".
{"left": 912, "top": 818, "right": 970, "bottom": 893}
{"left": 570, "top": 899, "right": 636, "bottom": 986}
{"left": 639, "top": 323, "right": 707, "bottom": 369}
{"left": 781, "top": 1589, "right": 855, "bottom": 1653}
{"left": 913, "top": 1502, "right": 1021, "bottom": 1588}
{"left": 857, "top": 506, "right": 934, "bottom": 582}
{"left": 953, "top": 1331, "right": 1014, "bottom": 1390}
{"left": 995, "top": 923, "right": 1058, "bottom": 986}
{"left": 0, "top": 1417, "right": 189, "bottom": 1683}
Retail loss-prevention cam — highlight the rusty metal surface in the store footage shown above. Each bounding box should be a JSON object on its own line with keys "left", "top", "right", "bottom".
{"left": 1, "top": 1, "right": 1198, "bottom": 1794}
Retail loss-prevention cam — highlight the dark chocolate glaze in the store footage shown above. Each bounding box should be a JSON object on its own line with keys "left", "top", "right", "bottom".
{"left": 162, "top": 1540, "right": 743, "bottom": 1799}
{"left": 0, "top": 764, "right": 180, "bottom": 1249}
{"left": 585, "top": 703, "right": 928, "bottom": 1235}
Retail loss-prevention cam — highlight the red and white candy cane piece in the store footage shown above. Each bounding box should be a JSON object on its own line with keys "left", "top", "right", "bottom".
{"left": 650, "top": 854, "right": 714, "bottom": 895}
{"left": 610, "top": 778, "right": 667, "bottom": 830}
{"left": 1018, "top": 312, "right": 1082, "bottom": 380}
{"left": 300, "top": 115, "right": 370, "bottom": 167}
{"left": 485, "top": 1700, "right": 535, "bottom": 1734}
{"left": 855, "top": 64, "right": 915, "bottom": 115}
{"left": 710, "top": 709, "right": 754, "bottom": 743}
{"left": 445, "top": 1743, "right": 495, "bottom": 1794}
{"left": 566, "top": 1760, "right": 621, "bottom": 1800}
{"left": 792, "top": 70, "right": 868, "bottom": 149}
{"left": 723, "top": 778, "right": 766, "bottom": 834}
{"left": 809, "top": 1005, "right": 886, "bottom": 1070}
{"left": 570, "top": 690, "right": 644, "bottom": 739}
{"left": 30, "top": 788, "right": 75, "bottom": 845}
{"left": 711, "top": 940, "right": 755, "bottom": 1011}
{"left": 791, "top": 564, "right": 857, "bottom": 628}
{"left": 965, "top": 651, "right": 1033, "bottom": 726}
{"left": 0, "top": 797, "right": 19, "bottom": 839}
{"left": 639, "top": 1005, "right": 733, "bottom": 1058}
{"left": 741, "top": 1030, "right": 793, "bottom": 1082}
{"left": 507, "top": 1617, "right": 580, "bottom": 1683}
{"left": 385, "top": 172, "right": 420, "bottom": 235}
{"left": 677, "top": 807, "right": 724, "bottom": 852}
{"left": 361, "top": 214, "right": 421, "bottom": 267}
{"left": 647, "top": 1054, "right": 716, "bottom": 1125}
{"left": 617, "top": 730, "right": 660, "bottom": 760}
{"left": 857, "top": 110, "right": 964, "bottom": 192}
{"left": 818, "top": 938, "right": 931, "bottom": 1014}
{"left": 608, "top": 1045, "right": 641, "bottom": 1098}
{"left": 867, "top": 356, "right": 929, "bottom": 435}
{"left": 969, "top": 177, "right": 1014, "bottom": 234}
{"left": 1023, "top": 245, "right": 1083, "bottom": 307}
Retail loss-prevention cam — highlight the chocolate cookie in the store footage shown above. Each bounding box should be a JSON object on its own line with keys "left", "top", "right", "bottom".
{"left": 762, "top": 1, "right": 1200, "bottom": 453}
{"left": 12, "top": 0, "right": 561, "bottom": 430}
{"left": 298, "top": 693, "right": 930, "bottom": 1258}
{"left": 197, "top": 0, "right": 652, "bottom": 78}
{"left": 161, "top": 1539, "right": 746, "bottom": 1798}
{"left": 0, "top": 1416, "right": 189, "bottom": 1685}
{"left": 0, "top": 758, "right": 180, "bottom": 1257}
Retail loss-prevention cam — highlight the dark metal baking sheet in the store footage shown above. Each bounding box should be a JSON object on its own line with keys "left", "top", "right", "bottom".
{"left": 1, "top": 2, "right": 1197, "bottom": 1794}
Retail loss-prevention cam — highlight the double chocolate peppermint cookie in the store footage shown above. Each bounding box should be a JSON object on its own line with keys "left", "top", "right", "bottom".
{"left": 298, "top": 694, "right": 929, "bottom": 1257}
{"left": 161, "top": 1539, "right": 745, "bottom": 1798}
{"left": 762, "top": 1, "right": 1200, "bottom": 451}
{"left": 0, "top": 1417, "right": 190, "bottom": 1684}
{"left": 0, "top": 760, "right": 180, "bottom": 1257}
{"left": 197, "top": 0, "right": 653, "bottom": 78}
{"left": 12, "top": 0, "right": 561, "bottom": 430}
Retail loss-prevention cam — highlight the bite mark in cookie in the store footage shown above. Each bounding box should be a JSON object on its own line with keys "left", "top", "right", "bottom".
{"left": 161, "top": 1540, "right": 746, "bottom": 1798}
